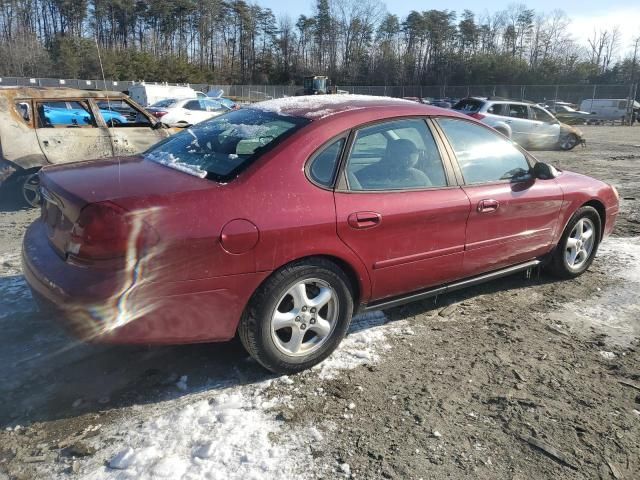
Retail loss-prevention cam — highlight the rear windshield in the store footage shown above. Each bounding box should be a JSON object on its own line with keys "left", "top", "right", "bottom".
{"left": 150, "top": 99, "right": 178, "bottom": 108}
{"left": 145, "top": 109, "right": 309, "bottom": 181}
{"left": 453, "top": 98, "right": 484, "bottom": 113}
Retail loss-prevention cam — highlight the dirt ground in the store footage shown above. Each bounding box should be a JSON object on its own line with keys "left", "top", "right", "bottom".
{"left": 0, "top": 125, "right": 639, "bottom": 480}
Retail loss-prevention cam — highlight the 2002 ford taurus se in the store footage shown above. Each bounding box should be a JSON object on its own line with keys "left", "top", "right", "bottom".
{"left": 22, "top": 95, "right": 619, "bottom": 374}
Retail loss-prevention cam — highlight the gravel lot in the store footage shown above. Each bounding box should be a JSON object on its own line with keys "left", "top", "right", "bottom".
{"left": 0, "top": 125, "right": 639, "bottom": 479}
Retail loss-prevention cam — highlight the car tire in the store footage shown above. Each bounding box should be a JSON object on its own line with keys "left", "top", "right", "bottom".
{"left": 21, "top": 171, "right": 41, "bottom": 208}
{"left": 238, "top": 258, "right": 355, "bottom": 374}
{"left": 547, "top": 206, "right": 601, "bottom": 279}
{"left": 559, "top": 133, "right": 579, "bottom": 150}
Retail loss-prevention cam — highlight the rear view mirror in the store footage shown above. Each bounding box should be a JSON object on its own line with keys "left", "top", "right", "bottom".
{"left": 533, "top": 162, "right": 558, "bottom": 179}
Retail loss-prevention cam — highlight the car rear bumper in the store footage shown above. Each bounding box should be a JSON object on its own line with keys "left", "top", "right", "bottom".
{"left": 22, "top": 220, "right": 269, "bottom": 344}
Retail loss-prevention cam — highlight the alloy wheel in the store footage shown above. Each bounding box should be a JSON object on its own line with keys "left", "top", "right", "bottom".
{"left": 270, "top": 278, "right": 338, "bottom": 357}
{"left": 564, "top": 218, "right": 595, "bottom": 271}
{"left": 22, "top": 173, "right": 41, "bottom": 207}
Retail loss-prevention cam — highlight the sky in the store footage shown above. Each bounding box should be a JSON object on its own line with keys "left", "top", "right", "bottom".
{"left": 261, "top": 0, "right": 640, "bottom": 57}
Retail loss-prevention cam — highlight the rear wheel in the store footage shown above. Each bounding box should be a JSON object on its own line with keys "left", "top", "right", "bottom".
{"left": 547, "top": 206, "right": 601, "bottom": 278}
{"left": 238, "top": 258, "right": 354, "bottom": 374}
{"left": 21, "top": 172, "right": 41, "bottom": 207}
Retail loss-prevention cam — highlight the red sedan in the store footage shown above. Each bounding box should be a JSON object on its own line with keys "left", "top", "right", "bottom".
{"left": 22, "top": 96, "right": 619, "bottom": 373}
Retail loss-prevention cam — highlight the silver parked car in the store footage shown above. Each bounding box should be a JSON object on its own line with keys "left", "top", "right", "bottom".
{"left": 453, "top": 97, "right": 584, "bottom": 151}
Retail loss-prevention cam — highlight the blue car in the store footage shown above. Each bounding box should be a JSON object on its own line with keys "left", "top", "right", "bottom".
{"left": 42, "top": 102, "right": 128, "bottom": 126}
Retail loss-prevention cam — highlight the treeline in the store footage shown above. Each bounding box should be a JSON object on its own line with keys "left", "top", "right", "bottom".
{"left": 0, "top": 0, "right": 636, "bottom": 86}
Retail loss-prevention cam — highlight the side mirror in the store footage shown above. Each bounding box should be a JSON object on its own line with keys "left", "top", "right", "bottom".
{"left": 533, "top": 162, "right": 558, "bottom": 180}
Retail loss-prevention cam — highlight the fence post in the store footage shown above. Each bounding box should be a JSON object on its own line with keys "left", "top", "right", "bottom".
{"left": 589, "top": 85, "right": 597, "bottom": 113}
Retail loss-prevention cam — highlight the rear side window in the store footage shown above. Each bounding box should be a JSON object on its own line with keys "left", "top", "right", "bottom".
{"left": 309, "top": 138, "right": 345, "bottom": 187}
{"left": 438, "top": 118, "right": 530, "bottom": 184}
{"left": 184, "top": 100, "right": 203, "bottom": 111}
{"left": 345, "top": 118, "right": 448, "bottom": 191}
{"left": 453, "top": 98, "right": 484, "bottom": 113}
{"left": 36, "top": 100, "right": 97, "bottom": 128}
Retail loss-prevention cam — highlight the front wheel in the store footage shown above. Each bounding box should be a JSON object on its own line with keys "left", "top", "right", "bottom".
{"left": 238, "top": 259, "right": 355, "bottom": 374}
{"left": 559, "top": 133, "right": 579, "bottom": 150}
{"left": 547, "top": 206, "right": 601, "bottom": 279}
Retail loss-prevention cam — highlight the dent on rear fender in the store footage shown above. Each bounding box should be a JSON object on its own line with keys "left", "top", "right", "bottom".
{"left": 50, "top": 206, "right": 173, "bottom": 339}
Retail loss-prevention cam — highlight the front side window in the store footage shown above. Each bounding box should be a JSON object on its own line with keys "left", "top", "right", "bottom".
{"left": 487, "top": 103, "right": 508, "bottom": 116}
{"left": 36, "top": 100, "right": 96, "bottom": 128}
{"left": 508, "top": 104, "right": 529, "bottom": 119}
{"left": 309, "top": 138, "right": 345, "bottom": 187}
{"left": 145, "top": 109, "right": 309, "bottom": 181}
{"left": 437, "top": 118, "right": 531, "bottom": 184}
{"left": 345, "top": 118, "right": 448, "bottom": 191}
{"left": 95, "top": 99, "right": 151, "bottom": 127}
{"left": 530, "top": 106, "right": 555, "bottom": 123}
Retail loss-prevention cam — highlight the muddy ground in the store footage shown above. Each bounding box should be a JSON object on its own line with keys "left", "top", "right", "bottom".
{"left": 0, "top": 125, "right": 639, "bottom": 479}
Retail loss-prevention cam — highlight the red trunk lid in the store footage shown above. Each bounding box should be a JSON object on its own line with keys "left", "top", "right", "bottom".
{"left": 39, "top": 156, "right": 216, "bottom": 257}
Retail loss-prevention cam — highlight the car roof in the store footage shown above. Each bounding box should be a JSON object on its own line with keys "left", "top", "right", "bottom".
{"left": 249, "top": 94, "right": 457, "bottom": 120}
{"left": 0, "top": 86, "right": 125, "bottom": 100}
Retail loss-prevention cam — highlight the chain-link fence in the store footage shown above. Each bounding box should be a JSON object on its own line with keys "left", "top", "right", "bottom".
{"left": 0, "top": 77, "right": 635, "bottom": 106}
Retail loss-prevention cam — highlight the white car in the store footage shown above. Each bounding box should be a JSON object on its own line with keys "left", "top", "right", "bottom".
{"left": 147, "top": 98, "right": 236, "bottom": 126}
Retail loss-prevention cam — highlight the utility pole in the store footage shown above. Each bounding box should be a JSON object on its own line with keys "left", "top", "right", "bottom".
{"left": 627, "top": 36, "right": 639, "bottom": 125}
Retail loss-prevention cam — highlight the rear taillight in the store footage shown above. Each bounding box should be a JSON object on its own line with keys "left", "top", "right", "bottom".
{"left": 470, "top": 112, "right": 486, "bottom": 120}
{"left": 152, "top": 110, "right": 168, "bottom": 118}
{"left": 67, "top": 202, "right": 158, "bottom": 260}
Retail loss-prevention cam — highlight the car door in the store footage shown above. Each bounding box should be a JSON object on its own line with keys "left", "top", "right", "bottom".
{"left": 333, "top": 118, "right": 471, "bottom": 301}
{"left": 528, "top": 105, "right": 561, "bottom": 148}
{"left": 34, "top": 99, "right": 114, "bottom": 164}
{"left": 97, "top": 98, "right": 171, "bottom": 156}
{"left": 506, "top": 103, "right": 533, "bottom": 144}
{"left": 435, "top": 117, "right": 564, "bottom": 277}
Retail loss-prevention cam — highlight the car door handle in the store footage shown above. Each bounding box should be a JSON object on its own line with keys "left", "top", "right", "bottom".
{"left": 477, "top": 199, "right": 500, "bottom": 213}
{"left": 42, "top": 140, "right": 49, "bottom": 146}
{"left": 348, "top": 211, "right": 381, "bottom": 229}
{"left": 505, "top": 120, "right": 512, "bottom": 124}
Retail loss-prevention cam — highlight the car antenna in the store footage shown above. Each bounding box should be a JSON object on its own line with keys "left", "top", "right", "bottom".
{"left": 94, "top": 36, "right": 119, "bottom": 184}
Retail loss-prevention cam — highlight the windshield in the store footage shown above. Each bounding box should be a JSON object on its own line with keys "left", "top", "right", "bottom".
{"left": 453, "top": 98, "right": 483, "bottom": 113}
{"left": 145, "top": 109, "right": 310, "bottom": 181}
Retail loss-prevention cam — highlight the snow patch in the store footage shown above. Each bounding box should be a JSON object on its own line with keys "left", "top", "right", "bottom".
{"left": 314, "top": 310, "right": 404, "bottom": 379}
{"left": 548, "top": 237, "right": 640, "bottom": 347}
{"left": 76, "top": 385, "right": 316, "bottom": 480}
{"left": 145, "top": 151, "right": 207, "bottom": 178}
{"left": 0, "top": 252, "right": 34, "bottom": 318}
{"left": 252, "top": 94, "right": 415, "bottom": 118}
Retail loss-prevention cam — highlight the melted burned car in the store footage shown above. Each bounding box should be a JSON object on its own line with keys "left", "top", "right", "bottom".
{"left": 0, "top": 87, "right": 174, "bottom": 207}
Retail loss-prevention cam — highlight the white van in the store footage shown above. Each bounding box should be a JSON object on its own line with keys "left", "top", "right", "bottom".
{"left": 128, "top": 84, "right": 207, "bottom": 107}
{"left": 579, "top": 98, "right": 640, "bottom": 121}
